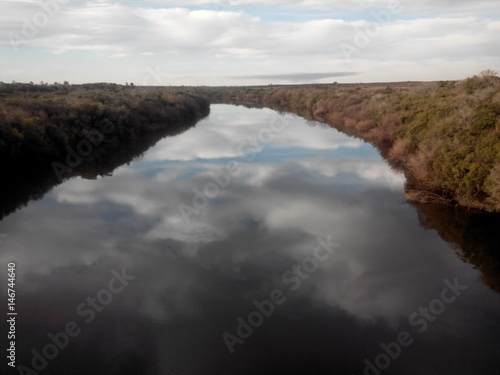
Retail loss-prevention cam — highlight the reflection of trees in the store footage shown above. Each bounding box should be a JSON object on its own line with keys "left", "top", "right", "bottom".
{"left": 412, "top": 202, "right": 500, "bottom": 292}
{"left": 1, "top": 83, "right": 210, "bottom": 221}
{"left": 289, "top": 103, "right": 500, "bottom": 293}
{"left": 207, "top": 98, "right": 500, "bottom": 294}
{"left": 0, "top": 116, "right": 203, "bottom": 221}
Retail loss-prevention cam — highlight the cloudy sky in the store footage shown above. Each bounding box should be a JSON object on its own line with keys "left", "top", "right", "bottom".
{"left": 1, "top": 0, "right": 499, "bottom": 85}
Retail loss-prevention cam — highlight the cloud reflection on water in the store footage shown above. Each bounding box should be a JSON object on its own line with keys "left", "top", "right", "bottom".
{"left": 1, "top": 105, "right": 498, "bottom": 375}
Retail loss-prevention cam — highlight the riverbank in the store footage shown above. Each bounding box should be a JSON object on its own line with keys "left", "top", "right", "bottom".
{"left": 192, "top": 73, "right": 500, "bottom": 212}
{"left": 0, "top": 82, "right": 209, "bottom": 173}
{"left": 0, "top": 82, "right": 210, "bottom": 219}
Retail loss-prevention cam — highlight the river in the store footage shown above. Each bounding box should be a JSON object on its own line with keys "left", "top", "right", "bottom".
{"left": 1, "top": 104, "right": 499, "bottom": 375}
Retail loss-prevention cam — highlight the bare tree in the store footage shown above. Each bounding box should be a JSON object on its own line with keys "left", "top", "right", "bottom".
{"left": 479, "top": 69, "right": 498, "bottom": 78}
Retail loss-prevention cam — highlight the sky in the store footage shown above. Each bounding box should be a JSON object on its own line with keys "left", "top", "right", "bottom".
{"left": 0, "top": 0, "right": 499, "bottom": 86}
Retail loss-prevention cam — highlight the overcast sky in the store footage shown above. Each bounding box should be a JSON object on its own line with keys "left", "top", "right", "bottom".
{"left": 1, "top": 0, "right": 499, "bottom": 85}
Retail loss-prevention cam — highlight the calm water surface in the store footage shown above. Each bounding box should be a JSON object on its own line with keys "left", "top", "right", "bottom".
{"left": 1, "top": 105, "right": 499, "bottom": 375}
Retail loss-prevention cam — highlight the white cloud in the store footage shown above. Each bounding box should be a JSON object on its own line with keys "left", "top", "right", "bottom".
{"left": 144, "top": 0, "right": 499, "bottom": 12}
{"left": 0, "top": 0, "right": 499, "bottom": 84}
{"left": 144, "top": 105, "right": 362, "bottom": 162}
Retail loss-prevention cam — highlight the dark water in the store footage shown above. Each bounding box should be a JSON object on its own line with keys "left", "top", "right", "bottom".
{"left": 1, "top": 105, "right": 499, "bottom": 375}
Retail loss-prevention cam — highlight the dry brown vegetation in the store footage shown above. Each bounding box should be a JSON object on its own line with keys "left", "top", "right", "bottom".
{"left": 193, "top": 72, "right": 500, "bottom": 212}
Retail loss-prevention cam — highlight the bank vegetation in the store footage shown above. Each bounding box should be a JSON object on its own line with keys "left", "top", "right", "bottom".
{"left": 194, "top": 71, "right": 500, "bottom": 212}
{"left": 0, "top": 82, "right": 210, "bottom": 173}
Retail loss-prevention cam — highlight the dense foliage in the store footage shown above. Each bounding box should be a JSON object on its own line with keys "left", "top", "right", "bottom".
{"left": 0, "top": 82, "right": 210, "bottom": 219}
{"left": 0, "top": 82, "right": 210, "bottom": 171}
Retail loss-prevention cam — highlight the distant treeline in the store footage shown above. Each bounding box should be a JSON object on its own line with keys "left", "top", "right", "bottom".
{"left": 192, "top": 72, "right": 500, "bottom": 212}
{"left": 0, "top": 82, "right": 210, "bottom": 174}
